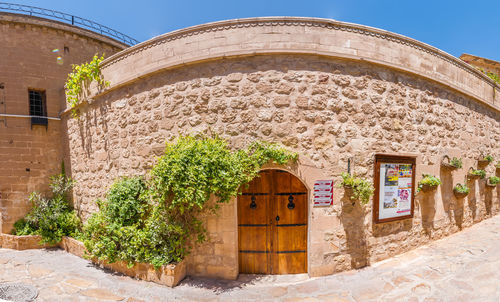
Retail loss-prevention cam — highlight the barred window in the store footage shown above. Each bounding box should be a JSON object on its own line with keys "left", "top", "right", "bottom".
{"left": 29, "top": 90, "right": 48, "bottom": 127}
{"left": 29, "top": 90, "right": 46, "bottom": 117}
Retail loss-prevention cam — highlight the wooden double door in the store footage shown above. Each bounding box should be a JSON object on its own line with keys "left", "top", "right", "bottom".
{"left": 238, "top": 170, "right": 308, "bottom": 274}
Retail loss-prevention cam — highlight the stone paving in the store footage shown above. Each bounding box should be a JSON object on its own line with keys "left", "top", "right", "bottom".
{"left": 1, "top": 215, "right": 500, "bottom": 301}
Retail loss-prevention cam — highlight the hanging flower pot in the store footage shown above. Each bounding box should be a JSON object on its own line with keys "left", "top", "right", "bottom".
{"left": 453, "top": 183, "right": 469, "bottom": 199}
{"left": 417, "top": 174, "right": 441, "bottom": 193}
{"left": 486, "top": 176, "right": 500, "bottom": 188}
{"left": 440, "top": 155, "right": 462, "bottom": 170}
{"left": 477, "top": 155, "right": 494, "bottom": 166}
{"left": 467, "top": 167, "right": 486, "bottom": 180}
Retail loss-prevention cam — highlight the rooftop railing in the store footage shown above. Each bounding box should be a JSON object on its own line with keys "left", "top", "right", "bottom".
{"left": 0, "top": 2, "right": 138, "bottom": 46}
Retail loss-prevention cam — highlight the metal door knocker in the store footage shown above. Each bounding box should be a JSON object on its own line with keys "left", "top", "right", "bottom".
{"left": 250, "top": 195, "right": 257, "bottom": 209}
{"left": 287, "top": 194, "right": 295, "bottom": 209}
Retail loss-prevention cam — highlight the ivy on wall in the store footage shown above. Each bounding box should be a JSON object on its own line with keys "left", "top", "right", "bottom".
{"left": 82, "top": 135, "right": 298, "bottom": 267}
{"left": 65, "top": 54, "right": 108, "bottom": 117}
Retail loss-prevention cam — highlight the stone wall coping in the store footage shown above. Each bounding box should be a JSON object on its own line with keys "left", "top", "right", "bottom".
{"left": 101, "top": 16, "right": 498, "bottom": 89}
{"left": 0, "top": 12, "right": 128, "bottom": 50}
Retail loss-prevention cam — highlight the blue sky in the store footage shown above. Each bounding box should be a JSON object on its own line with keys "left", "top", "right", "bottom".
{"left": 5, "top": 0, "right": 500, "bottom": 61}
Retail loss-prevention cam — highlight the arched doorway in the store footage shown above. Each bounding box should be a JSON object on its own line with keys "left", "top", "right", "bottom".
{"left": 237, "top": 169, "right": 308, "bottom": 274}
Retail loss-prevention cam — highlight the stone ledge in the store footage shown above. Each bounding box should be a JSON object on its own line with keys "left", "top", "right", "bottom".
{"left": 0, "top": 233, "right": 57, "bottom": 250}
{"left": 0, "top": 234, "right": 186, "bottom": 287}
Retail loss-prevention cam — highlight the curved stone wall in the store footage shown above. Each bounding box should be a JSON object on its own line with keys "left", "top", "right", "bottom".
{"left": 0, "top": 13, "right": 125, "bottom": 232}
{"left": 63, "top": 18, "right": 500, "bottom": 279}
{"left": 99, "top": 17, "right": 499, "bottom": 111}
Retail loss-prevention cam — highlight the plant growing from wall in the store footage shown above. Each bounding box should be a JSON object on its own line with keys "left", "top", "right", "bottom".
{"left": 417, "top": 174, "right": 441, "bottom": 193}
{"left": 65, "top": 54, "right": 109, "bottom": 117}
{"left": 12, "top": 167, "right": 80, "bottom": 244}
{"left": 82, "top": 135, "right": 298, "bottom": 268}
{"left": 339, "top": 173, "right": 374, "bottom": 204}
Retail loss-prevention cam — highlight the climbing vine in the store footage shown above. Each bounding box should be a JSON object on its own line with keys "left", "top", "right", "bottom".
{"left": 83, "top": 135, "right": 298, "bottom": 267}
{"left": 65, "top": 54, "right": 108, "bottom": 117}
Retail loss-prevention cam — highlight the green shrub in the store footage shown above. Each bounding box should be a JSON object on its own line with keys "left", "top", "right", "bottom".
{"left": 339, "top": 173, "right": 374, "bottom": 204}
{"left": 12, "top": 172, "right": 80, "bottom": 244}
{"left": 82, "top": 176, "right": 152, "bottom": 265}
{"left": 83, "top": 135, "right": 298, "bottom": 268}
{"left": 496, "top": 161, "right": 500, "bottom": 169}
{"left": 417, "top": 174, "right": 441, "bottom": 192}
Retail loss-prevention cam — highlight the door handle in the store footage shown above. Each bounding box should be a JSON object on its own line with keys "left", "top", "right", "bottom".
{"left": 276, "top": 215, "right": 280, "bottom": 221}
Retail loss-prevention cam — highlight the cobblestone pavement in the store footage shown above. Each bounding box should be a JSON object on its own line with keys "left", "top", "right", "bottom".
{"left": 1, "top": 215, "right": 500, "bottom": 302}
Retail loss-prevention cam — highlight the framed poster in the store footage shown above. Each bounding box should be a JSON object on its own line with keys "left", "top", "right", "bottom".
{"left": 373, "top": 154, "right": 416, "bottom": 224}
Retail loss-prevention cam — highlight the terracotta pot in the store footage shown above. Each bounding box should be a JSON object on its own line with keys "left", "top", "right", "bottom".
{"left": 453, "top": 189, "right": 469, "bottom": 199}
{"left": 467, "top": 173, "right": 481, "bottom": 180}
{"left": 440, "top": 162, "right": 458, "bottom": 170}
{"left": 420, "top": 184, "right": 438, "bottom": 192}
{"left": 486, "top": 180, "right": 498, "bottom": 187}
{"left": 477, "top": 159, "right": 490, "bottom": 166}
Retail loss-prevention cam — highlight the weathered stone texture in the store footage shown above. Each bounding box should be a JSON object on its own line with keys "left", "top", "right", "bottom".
{"left": 64, "top": 55, "right": 500, "bottom": 278}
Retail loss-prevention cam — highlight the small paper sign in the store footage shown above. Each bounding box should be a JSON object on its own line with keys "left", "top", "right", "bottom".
{"left": 313, "top": 180, "right": 334, "bottom": 207}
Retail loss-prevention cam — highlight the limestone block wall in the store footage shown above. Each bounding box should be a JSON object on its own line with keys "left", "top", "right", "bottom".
{"left": 0, "top": 13, "right": 125, "bottom": 232}
{"left": 64, "top": 53, "right": 500, "bottom": 278}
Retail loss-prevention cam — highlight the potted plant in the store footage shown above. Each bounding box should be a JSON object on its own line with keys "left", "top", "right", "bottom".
{"left": 486, "top": 176, "right": 500, "bottom": 187}
{"left": 468, "top": 168, "right": 486, "bottom": 180}
{"left": 340, "top": 172, "right": 374, "bottom": 205}
{"left": 453, "top": 183, "right": 470, "bottom": 199}
{"left": 478, "top": 155, "right": 494, "bottom": 166}
{"left": 417, "top": 174, "right": 441, "bottom": 192}
{"left": 441, "top": 155, "right": 462, "bottom": 170}
{"left": 496, "top": 161, "right": 500, "bottom": 170}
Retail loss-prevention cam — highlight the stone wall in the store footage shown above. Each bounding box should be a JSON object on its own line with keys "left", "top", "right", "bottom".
{"left": 64, "top": 53, "right": 500, "bottom": 278}
{"left": 0, "top": 13, "right": 125, "bottom": 232}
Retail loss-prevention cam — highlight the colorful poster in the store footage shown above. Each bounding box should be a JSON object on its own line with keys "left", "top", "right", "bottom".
{"left": 384, "top": 164, "right": 399, "bottom": 186}
{"left": 378, "top": 163, "right": 413, "bottom": 220}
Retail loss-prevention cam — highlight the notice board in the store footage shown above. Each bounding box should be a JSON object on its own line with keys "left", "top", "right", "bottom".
{"left": 373, "top": 154, "right": 416, "bottom": 223}
{"left": 313, "top": 180, "right": 333, "bottom": 207}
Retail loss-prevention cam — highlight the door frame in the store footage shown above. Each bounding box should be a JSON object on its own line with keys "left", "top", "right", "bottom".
{"left": 237, "top": 167, "right": 310, "bottom": 275}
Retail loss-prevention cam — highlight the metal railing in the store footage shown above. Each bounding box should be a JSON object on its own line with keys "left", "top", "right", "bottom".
{"left": 0, "top": 2, "right": 138, "bottom": 46}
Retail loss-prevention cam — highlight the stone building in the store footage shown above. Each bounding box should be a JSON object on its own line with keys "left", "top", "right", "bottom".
{"left": 0, "top": 11, "right": 126, "bottom": 233}
{"left": 1, "top": 11, "right": 499, "bottom": 280}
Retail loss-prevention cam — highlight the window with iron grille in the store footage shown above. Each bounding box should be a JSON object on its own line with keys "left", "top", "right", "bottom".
{"left": 28, "top": 90, "right": 48, "bottom": 127}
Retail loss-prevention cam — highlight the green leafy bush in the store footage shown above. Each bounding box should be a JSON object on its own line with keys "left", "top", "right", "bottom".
{"left": 417, "top": 174, "right": 441, "bottom": 192}
{"left": 453, "top": 183, "right": 470, "bottom": 194}
{"left": 339, "top": 173, "right": 374, "bottom": 204}
{"left": 12, "top": 172, "right": 80, "bottom": 244}
{"left": 82, "top": 176, "right": 159, "bottom": 266}
{"left": 65, "top": 54, "right": 109, "bottom": 117}
{"left": 469, "top": 169, "right": 486, "bottom": 179}
{"left": 449, "top": 157, "right": 463, "bottom": 169}
{"left": 83, "top": 135, "right": 298, "bottom": 268}
{"left": 488, "top": 176, "right": 500, "bottom": 185}
{"left": 496, "top": 161, "right": 500, "bottom": 169}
